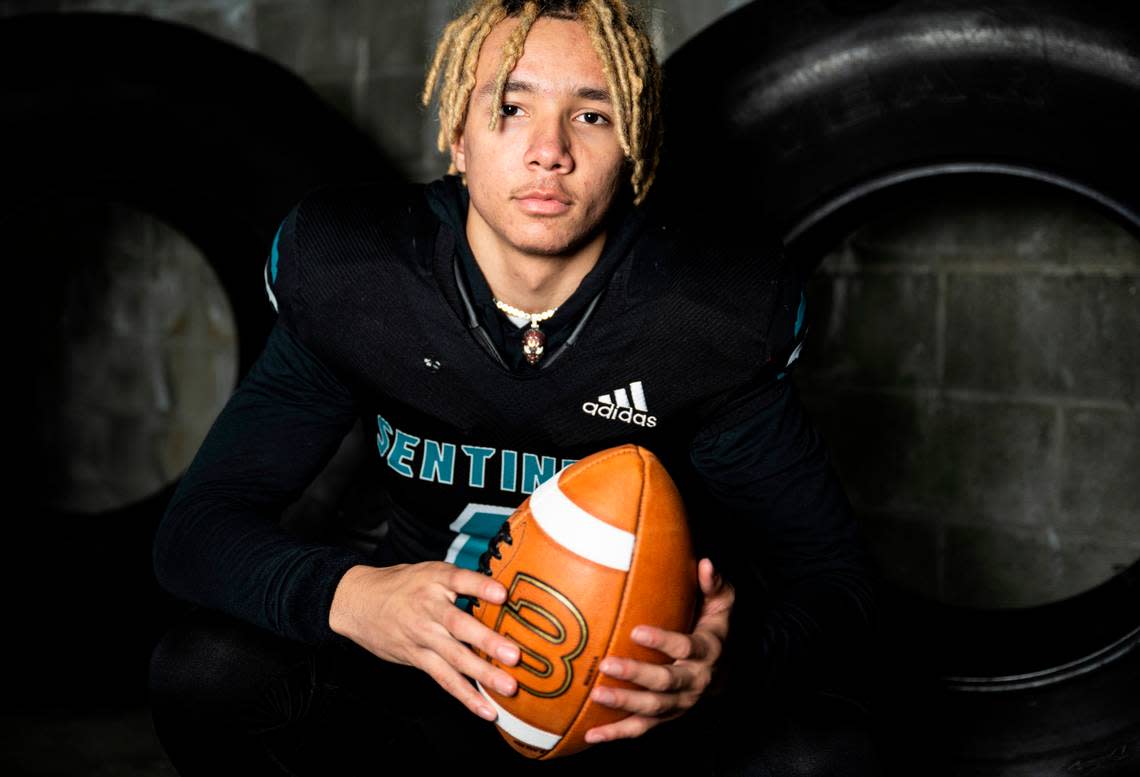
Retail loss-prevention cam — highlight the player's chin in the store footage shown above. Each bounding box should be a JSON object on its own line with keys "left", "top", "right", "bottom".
{"left": 512, "top": 221, "right": 597, "bottom": 257}
{"left": 511, "top": 232, "right": 582, "bottom": 257}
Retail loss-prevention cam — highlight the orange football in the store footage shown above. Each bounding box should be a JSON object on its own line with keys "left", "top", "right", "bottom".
{"left": 472, "top": 444, "right": 698, "bottom": 759}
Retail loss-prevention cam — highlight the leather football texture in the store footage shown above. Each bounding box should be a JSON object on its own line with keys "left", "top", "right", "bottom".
{"left": 472, "top": 443, "right": 698, "bottom": 759}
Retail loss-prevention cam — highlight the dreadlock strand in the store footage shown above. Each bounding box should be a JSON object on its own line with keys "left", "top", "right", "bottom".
{"left": 424, "top": 9, "right": 486, "bottom": 152}
{"left": 611, "top": 4, "right": 645, "bottom": 134}
{"left": 454, "top": 5, "right": 509, "bottom": 145}
{"left": 618, "top": 32, "right": 646, "bottom": 167}
{"left": 488, "top": 0, "right": 541, "bottom": 132}
{"left": 423, "top": 16, "right": 470, "bottom": 151}
{"left": 591, "top": 0, "right": 634, "bottom": 111}
{"left": 421, "top": 15, "right": 462, "bottom": 110}
{"left": 606, "top": 1, "right": 651, "bottom": 175}
{"left": 440, "top": 11, "right": 489, "bottom": 139}
{"left": 580, "top": 2, "right": 631, "bottom": 158}
{"left": 612, "top": 2, "right": 659, "bottom": 202}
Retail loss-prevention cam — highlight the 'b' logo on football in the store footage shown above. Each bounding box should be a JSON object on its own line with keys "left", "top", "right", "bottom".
{"left": 496, "top": 572, "right": 588, "bottom": 698}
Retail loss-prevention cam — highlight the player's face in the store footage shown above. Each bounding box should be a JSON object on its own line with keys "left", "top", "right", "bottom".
{"left": 451, "top": 16, "right": 627, "bottom": 258}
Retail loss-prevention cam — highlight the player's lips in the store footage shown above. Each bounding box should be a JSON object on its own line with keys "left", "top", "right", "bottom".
{"left": 515, "top": 189, "right": 572, "bottom": 215}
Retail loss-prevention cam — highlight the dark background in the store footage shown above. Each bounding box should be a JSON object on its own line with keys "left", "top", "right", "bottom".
{"left": 2, "top": 1, "right": 1137, "bottom": 775}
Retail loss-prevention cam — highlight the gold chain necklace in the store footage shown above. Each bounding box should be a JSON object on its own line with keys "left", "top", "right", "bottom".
{"left": 492, "top": 297, "right": 559, "bottom": 365}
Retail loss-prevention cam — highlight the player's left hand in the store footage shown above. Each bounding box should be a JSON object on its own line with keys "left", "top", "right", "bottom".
{"left": 584, "top": 557, "right": 733, "bottom": 744}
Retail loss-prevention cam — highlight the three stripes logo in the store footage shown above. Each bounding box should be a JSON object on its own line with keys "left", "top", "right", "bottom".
{"left": 581, "top": 380, "right": 657, "bottom": 428}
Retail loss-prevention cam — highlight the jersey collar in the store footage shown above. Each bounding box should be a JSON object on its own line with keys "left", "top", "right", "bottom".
{"left": 425, "top": 175, "right": 649, "bottom": 372}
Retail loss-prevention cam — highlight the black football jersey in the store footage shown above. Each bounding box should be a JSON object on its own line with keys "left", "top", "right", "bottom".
{"left": 263, "top": 179, "right": 805, "bottom": 571}
{"left": 156, "top": 177, "right": 870, "bottom": 659}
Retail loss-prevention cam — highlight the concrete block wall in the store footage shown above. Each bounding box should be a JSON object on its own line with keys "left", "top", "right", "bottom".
{"left": 795, "top": 181, "right": 1140, "bottom": 609}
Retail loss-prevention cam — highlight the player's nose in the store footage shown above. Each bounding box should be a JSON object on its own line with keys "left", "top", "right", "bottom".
{"left": 526, "top": 115, "right": 573, "bottom": 173}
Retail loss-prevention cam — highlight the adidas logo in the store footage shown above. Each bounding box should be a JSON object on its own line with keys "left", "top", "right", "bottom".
{"left": 582, "top": 380, "right": 657, "bottom": 428}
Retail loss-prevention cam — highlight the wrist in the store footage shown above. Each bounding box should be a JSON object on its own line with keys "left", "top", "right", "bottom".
{"left": 328, "top": 563, "right": 377, "bottom": 641}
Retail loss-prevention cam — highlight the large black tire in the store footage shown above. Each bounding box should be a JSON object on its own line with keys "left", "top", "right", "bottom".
{"left": 655, "top": 1, "right": 1139, "bottom": 775}
{"left": 0, "top": 12, "right": 399, "bottom": 707}
{"left": 656, "top": 0, "right": 1139, "bottom": 251}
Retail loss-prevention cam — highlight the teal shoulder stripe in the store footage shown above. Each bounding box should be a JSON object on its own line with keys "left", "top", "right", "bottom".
{"left": 794, "top": 289, "right": 806, "bottom": 337}
{"left": 270, "top": 222, "right": 284, "bottom": 284}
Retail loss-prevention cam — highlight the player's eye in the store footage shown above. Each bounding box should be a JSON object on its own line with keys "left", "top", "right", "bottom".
{"left": 500, "top": 103, "right": 521, "bottom": 118}
{"left": 577, "top": 112, "right": 610, "bottom": 126}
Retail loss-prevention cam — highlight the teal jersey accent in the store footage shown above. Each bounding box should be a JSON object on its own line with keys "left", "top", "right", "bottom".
{"left": 270, "top": 221, "right": 284, "bottom": 284}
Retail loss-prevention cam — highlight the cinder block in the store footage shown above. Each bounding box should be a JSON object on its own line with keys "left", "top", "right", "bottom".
{"left": 360, "top": 2, "right": 429, "bottom": 74}
{"left": 102, "top": 330, "right": 167, "bottom": 412}
{"left": 942, "top": 522, "right": 1138, "bottom": 608}
{"left": 1063, "top": 200, "right": 1140, "bottom": 270}
{"left": 254, "top": 0, "right": 428, "bottom": 78}
{"left": 356, "top": 73, "right": 432, "bottom": 174}
{"left": 854, "top": 205, "right": 947, "bottom": 265}
{"left": 945, "top": 274, "right": 1140, "bottom": 400}
{"left": 917, "top": 397, "right": 1060, "bottom": 528}
{"left": 844, "top": 184, "right": 1054, "bottom": 266}
{"left": 797, "top": 391, "right": 926, "bottom": 512}
{"left": 798, "top": 390, "right": 1058, "bottom": 527}
{"left": 1059, "top": 408, "right": 1140, "bottom": 538}
{"left": 168, "top": 339, "right": 234, "bottom": 426}
{"left": 797, "top": 271, "right": 939, "bottom": 389}
{"left": 254, "top": 0, "right": 364, "bottom": 80}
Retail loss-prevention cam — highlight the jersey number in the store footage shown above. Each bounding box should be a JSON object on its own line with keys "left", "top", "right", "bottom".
{"left": 446, "top": 503, "right": 515, "bottom": 610}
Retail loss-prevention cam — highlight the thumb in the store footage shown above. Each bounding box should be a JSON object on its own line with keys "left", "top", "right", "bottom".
{"left": 698, "top": 558, "right": 722, "bottom": 595}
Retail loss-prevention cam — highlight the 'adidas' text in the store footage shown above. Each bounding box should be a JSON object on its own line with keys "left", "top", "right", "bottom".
{"left": 582, "top": 380, "right": 657, "bottom": 427}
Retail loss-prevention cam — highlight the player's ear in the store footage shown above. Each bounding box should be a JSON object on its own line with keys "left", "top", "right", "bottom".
{"left": 451, "top": 131, "right": 468, "bottom": 174}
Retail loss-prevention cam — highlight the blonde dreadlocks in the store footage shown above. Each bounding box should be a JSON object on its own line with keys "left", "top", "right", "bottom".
{"left": 421, "top": 0, "right": 662, "bottom": 206}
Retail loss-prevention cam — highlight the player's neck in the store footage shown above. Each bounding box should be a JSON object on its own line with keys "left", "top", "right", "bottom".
{"left": 465, "top": 206, "right": 605, "bottom": 314}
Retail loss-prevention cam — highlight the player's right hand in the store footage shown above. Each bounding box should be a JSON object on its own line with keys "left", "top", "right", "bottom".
{"left": 328, "top": 562, "right": 520, "bottom": 721}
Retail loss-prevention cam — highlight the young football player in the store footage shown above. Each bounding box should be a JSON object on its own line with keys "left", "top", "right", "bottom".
{"left": 150, "top": 1, "right": 880, "bottom": 774}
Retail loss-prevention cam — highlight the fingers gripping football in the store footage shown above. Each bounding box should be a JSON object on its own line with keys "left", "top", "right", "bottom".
{"left": 328, "top": 562, "right": 520, "bottom": 720}
{"left": 585, "top": 558, "right": 734, "bottom": 744}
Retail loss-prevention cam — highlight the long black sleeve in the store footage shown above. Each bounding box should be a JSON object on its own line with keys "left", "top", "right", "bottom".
{"left": 688, "top": 376, "right": 876, "bottom": 689}
{"left": 154, "top": 189, "right": 385, "bottom": 644}
{"left": 153, "top": 319, "right": 371, "bottom": 645}
{"left": 683, "top": 239, "right": 877, "bottom": 690}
